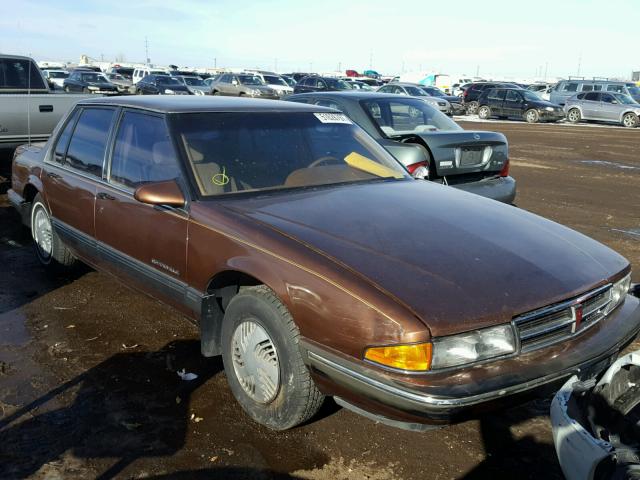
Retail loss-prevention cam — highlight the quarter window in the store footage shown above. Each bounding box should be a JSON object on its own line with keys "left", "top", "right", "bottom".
{"left": 52, "top": 109, "right": 80, "bottom": 164}
{"left": 110, "top": 111, "right": 182, "bottom": 190}
{"left": 65, "top": 108, "right": 116, "bottom": 177}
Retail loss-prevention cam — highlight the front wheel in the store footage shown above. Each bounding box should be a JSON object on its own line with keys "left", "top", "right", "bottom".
{"left": 478, "top": 105, "right": 492, "bottom": 119}
{"left": 221, "top": 286, "right": 324, "bottom": 430}
{"left": 567, "top": 108, "right": 581, "bottom": 124}
{"left": 622, "top": 112, "right": 638, "bottom": 128}
{"left": 525, "top": 109, "right": 540, "bottom": 123}
{"left": 31, "top": 194, "right": 76, "bottom": 268}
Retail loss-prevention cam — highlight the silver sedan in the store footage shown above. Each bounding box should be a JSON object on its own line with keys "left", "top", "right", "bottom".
{"left": 564, "top": 92, "right": 640, "bottom": 128}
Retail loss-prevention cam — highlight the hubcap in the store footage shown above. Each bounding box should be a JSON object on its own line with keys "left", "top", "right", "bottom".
{"left": 231, "top": 320, "right": 280, "bottom": 404}
{"left": 624, "top": 115, "right": 635, "bottom": 127}
{"left": 527, "top": 111, "right": 536, "bottom": 121}
{"left": 33, "top": 207, "right": 53, "bottom": 259}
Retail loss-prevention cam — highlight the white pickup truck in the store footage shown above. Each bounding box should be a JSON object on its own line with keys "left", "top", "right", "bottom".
{"left": 0, "top": 54, "right": 89, "bottom": 154}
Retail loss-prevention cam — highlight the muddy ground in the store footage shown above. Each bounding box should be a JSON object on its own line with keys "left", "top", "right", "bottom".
{"left": 0, "top": 120, "right": 639, "bottom": 480}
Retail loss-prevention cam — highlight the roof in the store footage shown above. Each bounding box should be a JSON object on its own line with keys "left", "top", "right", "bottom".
{"left": 77, "top": 95, "right": 334, "bottom": 114}
{"left": 288, "top": 91, "right": 405, "bottom": 101}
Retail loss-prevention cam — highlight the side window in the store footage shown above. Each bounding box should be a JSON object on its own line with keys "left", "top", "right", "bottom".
{"left": 505, "top": 90, "right": 521, "bottom": 102}
{"left": 110, "top": 111, "right": 182, "bottom": 190}
{"left": 593, "top": 84, "right": 603, "bottom": 91}
{"left": 0, "top": 59, "right": 47, "bottom": 89}
{"left": 316, "top": 79, "right": 326, "bottom": 89}
{"left": 52, "top": 109, "right": 81, "bottom": 164}
{"left": 601, "top": 93, "right": 616, "bottom": 103}
{"left": 378, "top": 85, "right": 390, "bottom": 93}
{"left": 576, "top": 93, "right": 586, "bottom": 100}
{"left": 581, "top": 84, "right": 594, "bottom": 92}
{"left": 606, "top": 84, "right": 624, "bottom": 93}
{"left": 65, "top": 108, "right": 115, "bottom": 177}
{"left": 584, "top": 92, "right": 599, "bottom": 101}
{"left": 562, "top": 82, "right": 579, "bottom": 92}
{"left": 487, "top": 89, "right": 505, "bottom": 101}
{"left": 314, "top": 99, "right": 344, "bottom": 112}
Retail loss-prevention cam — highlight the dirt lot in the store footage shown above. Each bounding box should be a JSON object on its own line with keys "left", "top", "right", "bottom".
{"left": 0, "top": 121, "right": 639, "bottom": 480}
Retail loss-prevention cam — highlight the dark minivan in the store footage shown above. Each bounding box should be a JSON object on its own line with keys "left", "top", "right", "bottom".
{"left": 477, "top": 88, "right": 565, "bottom": 123}
{"left": 293, "top": 76, "right": 352, "bottom": 94}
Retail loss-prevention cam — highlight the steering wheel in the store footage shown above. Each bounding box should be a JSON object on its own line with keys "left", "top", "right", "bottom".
{"left": 308, "top": 156, "right": 341, "bottom": 168}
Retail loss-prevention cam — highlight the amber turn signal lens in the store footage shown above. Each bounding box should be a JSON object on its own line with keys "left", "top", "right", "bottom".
{"left": 364, "top": 343, "right": 432, "bottom": 371}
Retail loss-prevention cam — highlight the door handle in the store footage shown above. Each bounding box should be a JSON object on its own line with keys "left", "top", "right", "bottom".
{"left": 46, "top": 171, "right": 61, "bottom": 179}
{"left": 39, "top": 105, "right": 54, "bottom": 113}
{"left": 97, "top": 192, "right": 116, "bottom": 200}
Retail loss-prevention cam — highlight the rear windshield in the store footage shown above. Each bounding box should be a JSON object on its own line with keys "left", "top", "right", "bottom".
{"left": 361, "top": 98, "right": 462, "bottom": 136}
{"left": 171, "top": 112, "right": 409, "bottom": 196}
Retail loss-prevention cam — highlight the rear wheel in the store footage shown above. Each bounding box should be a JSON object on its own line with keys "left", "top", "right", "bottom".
{"left": 30, "top": 194, "right": 76, "bottom": 268}
{"left": 466, "top": 101, "right": 479, "bottom": 115}
{"left": 567, "top": 108, "right": 581, "bottom": 124}
{"left": 622, "top": 112, "right": 638, "bottom": 128}
{"left": 221, "top": 286, "right": 324, "bottom": 430}
{"left": 525, "top": 109, "right": 540, "bottom": 123}
{"left": 478, "top": 105, "right": 492, "bottom": 119}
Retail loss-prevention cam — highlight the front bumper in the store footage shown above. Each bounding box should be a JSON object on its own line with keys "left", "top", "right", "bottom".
{"left": 302, "top": 295, "right": 640, "bottom": 430}
{"left": 451, "top": 175, "right": 517, "bottom": 204}
{"left": 538, "top": 109, "right": 565, "bottom": 121}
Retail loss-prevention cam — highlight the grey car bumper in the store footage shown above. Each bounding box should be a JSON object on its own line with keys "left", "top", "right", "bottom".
{"left": 451, "top": 175, "right": 517, "bottom": 204}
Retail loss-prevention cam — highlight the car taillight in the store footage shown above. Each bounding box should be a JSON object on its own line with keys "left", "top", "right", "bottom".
{"left": 406, "top": 161, "right": 429, "bottom": 180}
{"left": 463, "top": 89, "right": 468, "bottom": 98}
{"left": 499, "top": 159, "right": 510, "bottom": 177}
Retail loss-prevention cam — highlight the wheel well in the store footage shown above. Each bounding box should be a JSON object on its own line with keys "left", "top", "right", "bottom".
{"left": 199, "top": 270, "right": 263, "bottom": 357}
{"left": 23, "top": 184, "right": 38, "bottom": 204}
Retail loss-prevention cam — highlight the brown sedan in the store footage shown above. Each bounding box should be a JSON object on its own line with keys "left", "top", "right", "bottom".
{"left": 8, "top": 96, "right": 640, "bottom": 431}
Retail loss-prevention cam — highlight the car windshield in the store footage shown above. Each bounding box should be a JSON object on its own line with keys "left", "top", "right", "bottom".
{"left": 404, "top": 86, "right": 428, "bottom": 96}
{"left": 49, "top": 71, "right": 68, "bottom": 78}
{"left": 182, "top": 77, "right": 205, "bottom": 86}
{"left": 613, "top": 93, "right": 637, "bottom": 105}
{"left": 80, "top": 73, "right": 109, "bottom": 83}
{"left": 264, "top": 75, "right": 288, "bottom": 86}
{"left": 423, "top": 87, "right": 445, "bottom": 97}
{"left": 522, "top": 90, "right": 542, "bottom": 101}
{"left": 239, "top": 75, "right": 264, "bottom": 85}
{"left": 157, "top": 77, "right": 182, "bottom": 86}
{"left": 362, "top": 98, "right": 462, "bottom": 136}
{"left": 627, "top": 85, "right": 640, "bottom": 96}
{"left": 172, "top": 112, "right": 409, "bottom": 196}
{"left": 326, "top": 78, "right": 351, "bottom": 89}
{"left": 283, "top": 77, "right": 296, "bottom": 87}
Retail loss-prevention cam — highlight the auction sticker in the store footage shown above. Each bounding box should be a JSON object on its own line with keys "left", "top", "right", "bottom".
{"left": 314, "top": 112, "right": 352, "bottom": 124}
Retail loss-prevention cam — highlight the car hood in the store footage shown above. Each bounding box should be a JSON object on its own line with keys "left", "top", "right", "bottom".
{"left": 530, "top": 99, "right": 561, "bottom": 108}
{"left": 224, "top": 181, "right": 628, "bottom": 336}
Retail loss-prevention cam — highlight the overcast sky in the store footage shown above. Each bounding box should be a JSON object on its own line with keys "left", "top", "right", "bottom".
{"left": 2, "top": 0, "right": 638, "bottom": 79}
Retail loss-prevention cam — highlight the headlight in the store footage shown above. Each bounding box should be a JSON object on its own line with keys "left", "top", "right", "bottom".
{"left": 251, "top": 89, "right": 262, "bottom": 96}
{"left": 164, "top": 89, "right": 175, "bottom": 94}
{"left": 426, "top": 99, "right": 437, "bottom": 106}
{"left": 87, "top": 85, "right": 99, "bottom": 91}
{"left": 606, "top": 273, "right": 631, "bottom": 314}
{"left": 194, "top": 89, "right": 204, "bottom": 96}
{"left": 545, "top": 106, "right": 554, "bottom": 112}
{"left": 431, "top": 324, "right": 516, "bottom": 369}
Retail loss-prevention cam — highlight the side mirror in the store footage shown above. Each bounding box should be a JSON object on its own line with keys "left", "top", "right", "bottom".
{"left": 611, "top": 100, "right": 618, "bottom": 105}
{"left": 134, "top": 180, "right": 185, "bottom": 208}
{"left": 232, "top": 80, "right": 238, "bottom": 85}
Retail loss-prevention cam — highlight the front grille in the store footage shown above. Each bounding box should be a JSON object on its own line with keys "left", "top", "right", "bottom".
{"left": 514, "top": 284, "right": 612, "bottom": 353}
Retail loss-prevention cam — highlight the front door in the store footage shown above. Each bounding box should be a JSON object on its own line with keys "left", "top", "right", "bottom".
{"left": 503, "top": 90, "right": 523, "bottom": 118}
{"left": 600, "top": 93, "right": 621, "bottom": 122}
{"left": 42, "top": 106, "right": 117, "bottom": 265}
{"left": 94, "top": 109, "right": 190, "bottom": 311}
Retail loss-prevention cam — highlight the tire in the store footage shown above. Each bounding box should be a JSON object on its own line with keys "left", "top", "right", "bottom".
{"left": 622, "top": 112, "right": 638, "bottom": 128}
{"left": 567, "top": 108, "right": 581, "bottom": 124}
{"left": 211, "top": 90, "right": 218, "bottom": 96}
{"left": 221, "top": 285, "right": 324, "bottom": 430}
{"left": 30, "top": 194, "right": 76, "bottom": 268}
{"left": 466, "top": 101, "right": 479, "bottom": 115}
{"left": 478, "top": 105, "right": 492, "bottom": 119}
{"left": 525, "top": 109, "right": 540, "bottom": 123}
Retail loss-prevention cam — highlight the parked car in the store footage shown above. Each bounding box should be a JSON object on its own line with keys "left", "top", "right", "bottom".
{"left": 419, "top": 85, "right": 466, "bottom": 115}
{"left": 477, "top": 88, "right": 565, "bottom": 123}
{"left": 550, "top": 79, "right": 640, "bottom": 106}
{"left": 209, "top": 73, "right": 278, "bottom": 98}
{"left": 105, "top": 73, "right": 133, "bottom": 94}
{"left": 63, "top": 71, "right": 119, "bottom": 95}
{"left": 293, "top": 76, "right": 353, "bottom": 94}
{"left": 203, "top": 75, "right": 220, "bottom": 88}
{"left": 108, "top": 66, "right": 135, "bottom": 80}
{"left": 551, "top": 345, "right": 640, "bottom": 480}
{"left": 0, "top": 54, "right": 90, "bottom": 154}
{"left": 377, "top": 83, "right": 451, "bottom": 115}
{"left": 564, "top": 92, "right": 640, "bottom": 128}
{"left": 287, "top": 91, "right": 515, "bottom": 203}
{"left": 528, "top": 83, "right": 554, "bottom": 101}
{"left": 462, "top": 82, "right": 522, "bottom": 114}
{"left": 132, "top": 67, "right": 170, "bottom": 84}
{"left": 283, "top": 72, "right": 312, "bottom": 82}
{"left": 42, "top": 69, "right": 69, "bottom": 89}
{"left": 281, "top": 75, "right": 297, "bottom": 88}
{"left": 245, "top": 71, "right": 294, "bottom": 97}
{"left": 9, "top": 95, "right": 640, "bottom": 432}
{"left": 345, "top": 80, "right": 374, "bottom": 91}
{"left": 173, "top": 75, "right": 210, "bottom": 96}
{"left": 135, "top": 75, "right": 192, "bottom": 95}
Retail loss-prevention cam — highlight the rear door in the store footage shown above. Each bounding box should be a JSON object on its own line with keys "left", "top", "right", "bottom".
{"left": 581, "top": 92, "right": 600, "bottom": 118}
{"left": 42, "top": 106, "right": 117, "bottom": 264}
{"left": 94, "top": 109, "right": 189, "bottom": 310}
{"left": 486, "top": 89, "right": 506, "bottom": 115}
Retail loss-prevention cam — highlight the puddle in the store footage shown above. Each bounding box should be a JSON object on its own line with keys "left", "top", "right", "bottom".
{"left": 580, "top": 160, "right": 640, "bottom": 171}
{"left": 0, "top": 309, "right": 30, "bottom": 346}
